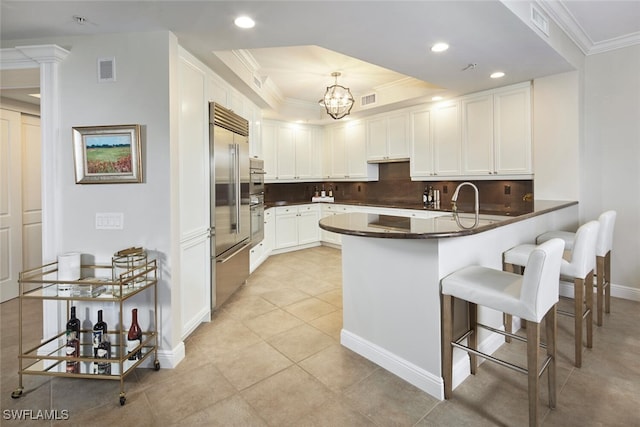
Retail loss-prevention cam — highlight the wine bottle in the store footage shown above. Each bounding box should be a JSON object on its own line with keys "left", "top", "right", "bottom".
{"left": 96, "top": 340, "right": 111, "bottom": 375}
{"left": 93, "top": 310, "right": 108, "bottom": 373}
{"left": 423, "top": 186, "right": 429, "bottom": 207}
{"left": 127, "top": 308, "right": 142, "bottom": 361}
{"left": 65, "top": 306, "right": 80, "bottom": 373}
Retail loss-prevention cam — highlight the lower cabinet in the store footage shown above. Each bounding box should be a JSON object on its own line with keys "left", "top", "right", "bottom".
{"left": 250, "top": 208, "right": 274, "bottom": 273}
{"left": 275, "top": 205, "right": 320, "bottom": 250}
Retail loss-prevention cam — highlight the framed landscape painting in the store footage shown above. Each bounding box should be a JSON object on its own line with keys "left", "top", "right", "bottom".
{"left": 72, "top": 124, "right": 142, "bottom": 184}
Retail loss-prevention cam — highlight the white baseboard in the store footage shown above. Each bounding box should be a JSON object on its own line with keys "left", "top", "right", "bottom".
{"left": 559, "top": 281, "right": 640, "bottom": 302}
{"left": 341, "top": 329, "right": 444, "bottom": 400}
{"left": 138, "top": 341, "right": 185, "bottom": 369}
{"left": 182, "top": 307, "right": 211, "bottom": 340}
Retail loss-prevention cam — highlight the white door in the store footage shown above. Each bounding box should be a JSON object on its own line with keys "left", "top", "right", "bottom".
{"left": 0, "top": 109, "right": 23, "bottom": 302}
{"left": 21, "top": 115, "right": 42, "bottom": 292}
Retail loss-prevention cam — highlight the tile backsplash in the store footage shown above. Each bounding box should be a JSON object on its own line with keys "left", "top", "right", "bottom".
{"left": 265, "top": 162, "right": 533, "bottom": 214}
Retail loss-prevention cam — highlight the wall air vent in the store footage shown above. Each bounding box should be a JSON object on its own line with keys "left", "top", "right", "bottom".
{"left": 253, "top": 75, "right": 262, "bottom": 89}
{"left": 361, "top": 93, "right": 377, "bottom": 107}
{"left": 530, "top": 4, "right": 549, "bottom": 37}
{"left": 97, "top": 57, "right": 116, "bottom": 83}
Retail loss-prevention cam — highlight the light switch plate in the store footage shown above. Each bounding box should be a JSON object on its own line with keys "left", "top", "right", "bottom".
{"left": 96, "top": 212, "right": 124, "bottom": 230}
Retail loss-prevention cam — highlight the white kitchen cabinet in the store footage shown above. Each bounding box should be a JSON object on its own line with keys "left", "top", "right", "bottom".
{"left": 493, "top": 84, "right": 532, "bottom": 175}
{"left": 325, "top": 121, "right": 378, "bottom": 181}
{"left": 262, "top": 122, "right": 278, "bottom": 180}
{"left": 411, "top": 101, "right": 462, "bottom": 179}
{"left": 248, "top": 104, "right": 262, "bottom": 159}
{"left": 433, "top": 100, "right": 462, "bottom": 176}
{"left": 264, "top": 208, "right": 275, "bottom": 253}
{"left": 263, "top": 120, "right": 321, "bottom": 182}
{"left": 410, "top": 107, "right": 434, "bottom": 178}
{"left": 276, "top": 126, "right": 296, "bottom": 180}
{"left": 274, "top": 205, "right": 320, "bottom": 250}
{"left": 297, "top": 205, "right": 320, "bottom": 245}
{"left": 461, "top": 83, "right": 532, "bottom": 176}
{"left": 462, "top": 94, "right": 494, "bottom": 175}
{"left": 366, "top": 112, "right": 410, "bottom": 162}
{"left": 250, "top": 207, "right": 275, "bottom": 272}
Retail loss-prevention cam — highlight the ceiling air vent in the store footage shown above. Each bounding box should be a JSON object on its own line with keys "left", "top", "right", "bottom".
{"left": 361, "top": 93, "right": 377, "bottom": 107}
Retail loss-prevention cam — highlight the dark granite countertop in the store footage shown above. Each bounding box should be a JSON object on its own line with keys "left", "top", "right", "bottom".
{"left": 318, "top": 200, "right": 577, "bottom": 239}
{"left": 265, "top": 199, "right": 533, "bottom": 216}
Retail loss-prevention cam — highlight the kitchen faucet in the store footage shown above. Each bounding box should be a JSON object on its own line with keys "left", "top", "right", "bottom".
{"left": 451, "top": 182, "right": 479, "bottom": 219}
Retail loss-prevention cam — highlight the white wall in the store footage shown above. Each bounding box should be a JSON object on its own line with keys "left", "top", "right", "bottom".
{"left": 533, "top": 71, "right": 580, "bottom": 201}
{"left": 583, "top": 44, "right": 640, "bottom": 292}
{"left": 10, "top": 32, "right": 183, "bottom": 364}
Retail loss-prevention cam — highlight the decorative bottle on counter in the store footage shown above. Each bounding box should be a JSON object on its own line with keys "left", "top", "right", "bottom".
{"left": 423, "top": 186, "right": 430, "bottom": 208}
{"left": 428, "top": 186, "right": 434, "bottom": 207}
{"left": 127, "top": 308, "right": 142, "bottom": 361}
{"left": 65, "top": 306, "right": 80, "bottom": 373}
{"left": 328, "top": 185, "right": 333, "bottom": 198}
{"left": 93, "top": 310, "right": 109, "bottom": 374}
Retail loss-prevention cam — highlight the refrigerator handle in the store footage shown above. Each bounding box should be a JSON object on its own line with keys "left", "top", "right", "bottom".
{"left": 235, "top": 143, "right": 241, "bottom": 235}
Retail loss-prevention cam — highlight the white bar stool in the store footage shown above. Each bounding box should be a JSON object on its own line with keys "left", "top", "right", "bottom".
{"left": 441, "top": 239, "right": 564, "bottom": 427}
{"left": 503, "top": 220, "right": 599, "bottom": 368}
{"left": 537, "top": 211, "right": 616, "bottom": 326}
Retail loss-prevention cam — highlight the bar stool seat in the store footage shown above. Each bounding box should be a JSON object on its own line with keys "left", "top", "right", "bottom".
{"left": 441, "top": 239, "right": 564, "bottom": 427}
{"left": 503, "top": 220, "right": 600, "bottom": 368}
{"left": 537, "top": 211, "right": 617, "bottom": 326}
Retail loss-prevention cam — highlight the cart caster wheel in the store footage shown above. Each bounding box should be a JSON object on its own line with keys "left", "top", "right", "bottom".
{"left": 11, "top": 388, "right": 23, "bottom": 399}
{"left": 154, "top": 360, "right": 160, "bottom": 371}
{"left": 120, "top": 395, "right": 126, "bottom": 406}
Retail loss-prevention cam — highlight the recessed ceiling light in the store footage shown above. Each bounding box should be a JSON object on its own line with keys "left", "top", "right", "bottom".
{"left": 431, "top": 96, "right": 443, "bottom": 101}
{"left": 234, "top": 16, "right": 255, "bottom": 29}
{"left": 490, "top": 71, "right": 505, "bottom": 79}
{"left": 431, "top": 43, "right": 449, "bottom": 53}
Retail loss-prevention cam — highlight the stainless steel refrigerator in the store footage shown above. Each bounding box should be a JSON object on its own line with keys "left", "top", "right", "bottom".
{"left": 209, "top": 102, "right": 250, "bottom": 309}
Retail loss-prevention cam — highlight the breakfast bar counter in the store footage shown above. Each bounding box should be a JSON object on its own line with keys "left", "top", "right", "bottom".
{"left": 319, "top": 200, "right": 578, "bottom": 400}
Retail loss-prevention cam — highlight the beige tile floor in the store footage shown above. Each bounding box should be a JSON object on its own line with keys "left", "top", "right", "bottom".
{"left": 2, "top": 246, "right": 640, "bottom": 426}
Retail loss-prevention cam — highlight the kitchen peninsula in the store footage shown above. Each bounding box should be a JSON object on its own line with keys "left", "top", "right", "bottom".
{"left": 319, "top": 200, "right": 578, "bottom": 400}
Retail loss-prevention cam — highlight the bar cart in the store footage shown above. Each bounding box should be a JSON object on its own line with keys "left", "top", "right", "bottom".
{"left": 10, "top": 256, "right": 160, "bottom": 406}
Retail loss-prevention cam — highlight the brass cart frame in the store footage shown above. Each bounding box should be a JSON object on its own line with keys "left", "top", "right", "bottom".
{"left": 11, "top": 259, "right": 160, "bottom": 406}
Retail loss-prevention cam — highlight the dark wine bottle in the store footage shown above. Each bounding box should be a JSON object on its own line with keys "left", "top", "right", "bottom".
{"left": 127, "top": 308, "right": 142, "bottom": 360}
{"left": 96, "top": 340, "right": 111, "bottom": 375}
{"left": 93, "top": 310, "right": 108, "bottom": 373}
{"left": 65, "top": 306, "right": 80, "bottom": 373}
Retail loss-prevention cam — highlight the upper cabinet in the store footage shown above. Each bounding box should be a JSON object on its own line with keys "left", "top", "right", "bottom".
{"left": 493, "top": 84, "right": 532, "bottom": 175}
{"left": 462, "top": 82, "right": 531, "bottom": 176}
{"left": 262, "top": 120, "right": 322, "bottom": 182}
{"left": 366, "top": 111, "right": 410, "bottom": 162}
{"left": 324, "top": 120, "right": 378, "bottom": 181}
{"left": 412, "top": 82, "right": 532, "bottom": 180}
{"left": 411, "top": 101, "right": 462, "bottom": 179}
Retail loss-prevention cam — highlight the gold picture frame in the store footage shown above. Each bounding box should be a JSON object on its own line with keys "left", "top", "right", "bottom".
{"left": 72, "top": 124, "right": 142, "bottom": 184}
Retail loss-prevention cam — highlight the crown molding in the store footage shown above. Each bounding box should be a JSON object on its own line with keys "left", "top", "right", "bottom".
{"left": 539, "top": 0, "right": 640, "bottom": 55}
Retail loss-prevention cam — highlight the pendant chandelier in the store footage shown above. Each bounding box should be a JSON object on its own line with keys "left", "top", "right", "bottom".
{"left": 320, "top": 72, "right": 354, "bottom": 120}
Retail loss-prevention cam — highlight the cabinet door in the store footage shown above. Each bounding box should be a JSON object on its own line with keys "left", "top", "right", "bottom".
{"left": 320, "top": 211, "right": 341, "bottom": 245}
{"left": 249, "top": 105, "right": 262, "bottom": 159}
{"left": 275, "top": 208, "right": 298, "bottom": 249}
{"left": 277, "top": 126, "right": 296, "bottom": 180}
{"left": 494, "top": 87, "right": 532, "bottom": 174}
{"left": 262, "top": 122, "right": 278, "bottom": 180}
{"left": 410, "top": 109, "right": 433, "bottom": 177}
{"left": 346, "top": 121, "right": 367, "bottom": 178}
{"left": 294, "top": 127, "right": 313, "bottom": 180}
{"left": 264, "top": 208, "right": 275, "bottom": 253}
{"left": 387, "top": 113, "right": 409, "bottom": 159}
{"left": 462, "top": 95, "right": 494, "bottom": 175}
{"left": 297, "top": 206, "right": 320, "bottom": 245}
{"left": 433, "top": 101, "right": 462, "bottom": 176}
{"left": 366, "top": 117, "right": 388, "bottom": 161}
{"left": 329, "top": 126, "right": 347, "bottom": 178}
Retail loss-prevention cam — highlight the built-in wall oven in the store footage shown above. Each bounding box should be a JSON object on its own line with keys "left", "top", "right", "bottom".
{"left": 249, "top": 158, "right": 265, "bottom": 247}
